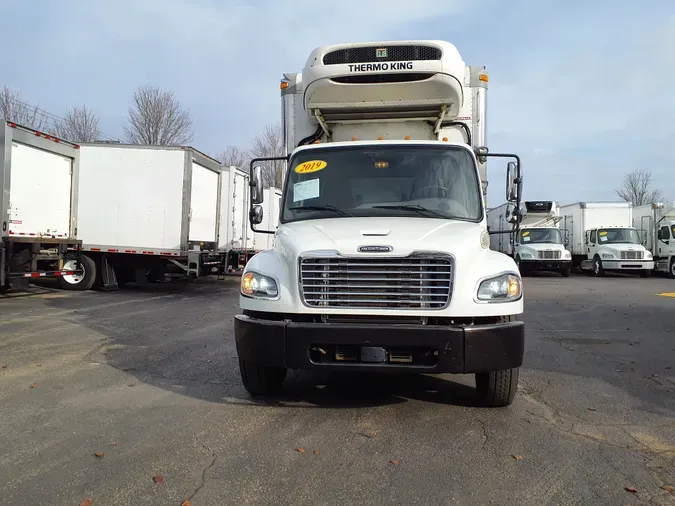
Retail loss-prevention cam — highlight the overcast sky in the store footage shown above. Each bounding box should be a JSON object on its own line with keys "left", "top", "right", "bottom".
{"left": 2, "top": 0, "right": 673, "bottom": 208}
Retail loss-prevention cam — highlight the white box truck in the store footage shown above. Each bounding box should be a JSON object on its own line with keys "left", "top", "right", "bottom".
{"left": 235, "top": 40, "right": 525, "bottom": 407}
{"left": 560, "top": 201, "right": 654, "bottom": 277}
{"left": 1, "top": 121, "right": 84, "bottom": 292}
{"left": 218, "top": 170, "right": 283, "bottom": 273}
{"left": 633, "top": 202, "right": 675, "bottom": 278}
{"left": 65, "top": 143, "right": 227, "bottom": 290}
{"left": 487, "top": 200, "right": 572, "bottom": 277}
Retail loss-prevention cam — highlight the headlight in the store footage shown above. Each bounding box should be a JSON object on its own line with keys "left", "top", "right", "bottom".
{"left": 645, "top": 252, "right": 653, "bottom": 259}
{"left": 563, "top": 251, "right": 571, "bottom": 259}
{"left": 602, "top": 253, "right": 615, "bottom": 259}
{"left": 476, "top": 273, "right": 522, "bottom": 302}
{"left": 241, "top": 271, "right": 279, "bottom": 299}
{"left": 520, "top": 252, "right": 534, "bottom": 259}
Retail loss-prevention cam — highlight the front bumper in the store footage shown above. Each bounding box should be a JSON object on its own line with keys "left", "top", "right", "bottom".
{"left": 601, "top": 260, "right": 654, "bottom": 270}
{"left": 520, "top": 259, "right": 571, "bottom": 271}
{"left": 234, "top": 314, "right": 525, "bottom": 374}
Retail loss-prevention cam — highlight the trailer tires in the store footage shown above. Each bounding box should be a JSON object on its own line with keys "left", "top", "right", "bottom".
{"left": 239, "top": 359, "right": 287, "bottom": 396}
{"left": 59, "top": 254, "right": 97, "bottom": 291}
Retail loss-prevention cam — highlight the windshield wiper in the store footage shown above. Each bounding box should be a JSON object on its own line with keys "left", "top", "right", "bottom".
{"left": 288, "top": 205, "right": 353, "bottom": 217}
{"left": 372, "top": 204, "right": 447, "bottom": 219}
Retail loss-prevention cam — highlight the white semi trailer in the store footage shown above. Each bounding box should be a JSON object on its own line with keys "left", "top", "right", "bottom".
{"left": 560, "top": 201, "right": 653, "bottom": 277}
{"left": 235, "top": 40, "right": 525, "bottom": 407}
{"left": 1, "top": 121, "right": 84, "bottom": 292}
{"left": 62, "top": 143, "right": 229, "bottom": 290}
{"left": 487, "top": 200, "right": 572, "bottom": 277}
{"left": 633, "top": 202, "right": 675, "bottom": 278}
{"left": 218, "top": 165, "right": 283, "bottom": 273}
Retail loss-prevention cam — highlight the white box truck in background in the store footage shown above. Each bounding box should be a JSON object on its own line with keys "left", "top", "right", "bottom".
{"left": 560, "top": 201, "right": 653, "bottom": 277}
{"left": 218, "top": 166, "right": 282, "bottom": 273}
{"left": 633, "top": 202, "right": 675, "bottom": 278}
{"left": 235, "top": 40, "right": 525, "bottom": 407}
{"left": 487, "top": 200, "right": 572, "bottom": 277}
{"left": 68, "top": 143, "right": 227, "bottom": 290}
{"left": 1, "top": 121, "right": 84, "bottom": 292}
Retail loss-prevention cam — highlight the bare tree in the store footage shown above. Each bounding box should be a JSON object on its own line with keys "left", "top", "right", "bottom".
{"left": 124, "top": 85, "right": 194, "bottom": 145}
{"left": 250, "top": 123, "right": 285, "bottom": 188}
{"left": 53, "top": 105, "right": 101, "bottom": 143}
{"left": 0, "top": 86, "right": 48, "bottom": 130}
{"left": 615, "top": 169, "right": 663, "bottom": 206}
{"left": 217, "top": 146, "right": 250, "bottom": 170}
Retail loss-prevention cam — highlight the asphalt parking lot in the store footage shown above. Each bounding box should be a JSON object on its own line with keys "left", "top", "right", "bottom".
{"left": 1, "top": 272, "right": 674, "bottom": 506}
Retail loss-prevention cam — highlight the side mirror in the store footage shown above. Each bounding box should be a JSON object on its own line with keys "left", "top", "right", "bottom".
{"left": 250, "top": 165, "right": 264, "bottom": 205}
{"left": 249, "top": 205, "right": 264, "bottom": 225}
{"left": 506, "top": 161, "right": 521, "bottom": 202}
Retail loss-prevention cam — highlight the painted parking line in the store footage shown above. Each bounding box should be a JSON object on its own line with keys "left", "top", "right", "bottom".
{"left": 656, "top": 292, "right": 675, "bottom": 298}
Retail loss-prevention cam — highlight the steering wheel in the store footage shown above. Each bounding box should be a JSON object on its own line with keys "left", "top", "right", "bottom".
{"left": 411, "top": 185, "right": 448, "bottom": 199}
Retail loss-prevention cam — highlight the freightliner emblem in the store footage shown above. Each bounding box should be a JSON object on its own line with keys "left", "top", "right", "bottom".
{"left": 358, "top": 245, "right": 393, "bottom": 253}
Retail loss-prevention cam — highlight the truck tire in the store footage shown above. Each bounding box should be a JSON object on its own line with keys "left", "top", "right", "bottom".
{"left": 560, "top": 265, "right": 571, "bottom": 277}
{"left": 475, "top": 367, "right": 519, "bottom": 407}
{"left": 58, "top": 254, "right": 97, "bottom": 291}
{"left": 670, "top": 259, "right": 675, "bottom": 279}
{"left": 640, "top": 269, "right": 651, "bottom": 278}
{"left": 239, "top": 359, "right": 287, "bottom": 396}
{"left": 592, "top": 256, "right": 604, "bottom": 277}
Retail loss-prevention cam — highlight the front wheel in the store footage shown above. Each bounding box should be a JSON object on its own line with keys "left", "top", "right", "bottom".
{"left": 592, "top": 256, "right": 604, "bottom": 277}
{"left": 475, "top": 368, "right": 519, "bottom": 407}
{"left": 239, "top": 359, "right": 287, "bottom": 396}
{"left": 560, "top": 265, "right": 571, "bottom": 277}
{"left": 640, "top": 269, "right": 651, "bottom": 278}
{"left": 670, "top": 259, "right": 675, "bottom": 279}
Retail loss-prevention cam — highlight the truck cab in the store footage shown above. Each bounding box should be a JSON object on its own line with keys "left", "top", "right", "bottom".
{"left": 235, "top": 40, "right": 525, "bottom": 407}
{"left": 585, "top": 226, "right": 653, "bottom": 277}
{"left": 490, "top": 200, "right": 572, "bottom": 277}
{"left": 633, "top": 202, "right": 675, "bottom": 278}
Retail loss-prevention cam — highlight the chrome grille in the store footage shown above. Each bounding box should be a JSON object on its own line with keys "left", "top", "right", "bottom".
{"left": 538, "top": 250, "right": 561, "bottom": 259}
{"left": 323, "top": 45, "right": 442, "bottom": 65}
{"left": 299, "top": 256, "right": 453, "bottom": 309}
{"left": 620, "top": 250, "right": 644, "bottom": 259}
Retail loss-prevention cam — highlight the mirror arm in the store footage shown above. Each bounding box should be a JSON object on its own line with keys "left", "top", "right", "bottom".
{"left": 247, "top": 155, "right": 288, "bottom": 236}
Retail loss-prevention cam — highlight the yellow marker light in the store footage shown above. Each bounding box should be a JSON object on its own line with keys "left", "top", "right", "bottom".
{"left": 479, "top": 74, "right": 488, "bottom": 82}
{"left": 507, "top": 277, "right": 520, "bottom": 298}
{"left": 351, "top": 137, "right": 357, "bottom": 141}
{"left": 378, "top": 136, "right": 384, "bottom": 140}
{"left": 442, "top": 137, "right": 448, "bottom": 141}
{"left": 374, "top": 161, "right": 389, "bottom": 168}
{"left": 405, "top": 135, "right": 411, "bottom": 140}
{"left": 280, "top": 81, "right": 289, "bottom": 90}
{"left": 241, "top": 272, "right": 255, "bottom": 295}
{"left": 314, "top": 140, "right": 321, "bottom": 144}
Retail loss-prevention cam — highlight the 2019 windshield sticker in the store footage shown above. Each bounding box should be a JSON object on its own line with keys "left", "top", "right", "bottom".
{"left": 295, "top": 160, "right": 327, "bottom": 174}
{"left": 293, "top": 178, "right": 320, "bottom": 202}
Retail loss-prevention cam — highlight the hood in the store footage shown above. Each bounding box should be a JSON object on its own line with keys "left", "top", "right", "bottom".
{"left": 275, "top": 216, "right": 485, "bottom": 260}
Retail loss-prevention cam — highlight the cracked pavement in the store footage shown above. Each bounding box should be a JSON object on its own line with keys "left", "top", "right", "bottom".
{"left": 1, "top": 273, "right": 674, "bottom": 505}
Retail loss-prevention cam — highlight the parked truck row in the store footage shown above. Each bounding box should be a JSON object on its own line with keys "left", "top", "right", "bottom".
{"left": 487, "top": 199, "right": 674, "bottom": 278}
{"left": 0, "top": 121, "right": 282, "bottom": 293}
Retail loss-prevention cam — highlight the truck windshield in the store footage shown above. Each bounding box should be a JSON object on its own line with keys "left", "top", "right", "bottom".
{"left": 597, "top": 228, "right": 640, "bottom": 244}
{"left": 280, "top": 145, "right": 482, "bottom": 223}
{"left": 519, "top": 228, "right": 562, "bottom": 244}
